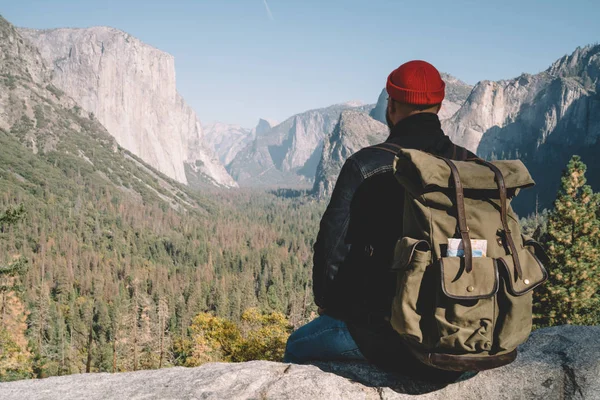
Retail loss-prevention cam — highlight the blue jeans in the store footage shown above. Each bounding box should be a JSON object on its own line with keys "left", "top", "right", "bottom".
{"left": 283, "top": 315, "right": 366, "bottom": 363}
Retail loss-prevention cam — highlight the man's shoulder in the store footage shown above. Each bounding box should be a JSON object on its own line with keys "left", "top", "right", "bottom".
{"left": 348, "top": 143, "right": 396, "bottom": 179}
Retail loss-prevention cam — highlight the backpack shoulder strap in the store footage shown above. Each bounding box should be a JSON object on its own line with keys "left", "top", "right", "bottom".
{"left": 469, "top": 159, "right": 523, "bottom": 279}
{"left": 450, "top": 144, "right": 471, "bottom": 161}
{"left": 439, "top": 157, "right": 473, "bottom": 274}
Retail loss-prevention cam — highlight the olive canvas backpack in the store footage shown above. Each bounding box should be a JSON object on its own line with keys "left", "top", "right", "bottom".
{"left": 375, "top": 144, "right": 548, "bottom": 372}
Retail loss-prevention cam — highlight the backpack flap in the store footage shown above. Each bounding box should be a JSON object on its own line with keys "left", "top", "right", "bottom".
{"left": 440, "top": 257, "right": 499, "bottom": 300}
{"left": 498, "top": 246, "right": 548, "bottom": 296}
{"left": 394, "top": 149, "right": 536, "bottom": 192}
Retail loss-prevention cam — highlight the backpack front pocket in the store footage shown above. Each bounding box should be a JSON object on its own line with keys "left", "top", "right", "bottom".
{"left": 435, "top": 257, "right": 499, "bottom": 353}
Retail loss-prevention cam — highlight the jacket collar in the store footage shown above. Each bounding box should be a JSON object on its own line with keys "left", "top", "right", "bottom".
{"left": 385, "top": 113, "right": 447, "bottom": 153}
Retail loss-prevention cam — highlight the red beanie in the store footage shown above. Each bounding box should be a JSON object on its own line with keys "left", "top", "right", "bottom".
{"left": 386, "top": 60, "right": 445, "bottom": 105}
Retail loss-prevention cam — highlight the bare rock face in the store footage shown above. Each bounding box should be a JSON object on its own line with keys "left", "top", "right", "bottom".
{"left": 443, "top": 45, "right": 600, "bottom": 213}
{"left": 228, "top": 103, "right": 372, "bottom": 188}
{"left": 19, "top": 27, "right": 236, "bottom": 188}
{"left": 313, "top": 110, "right": 389, "bottom": 198}
{"left": 0, "top": 326, "right": 598, "bottom": 400}
{"left": 370, "top": 74, "right": 473, "bottom": 124}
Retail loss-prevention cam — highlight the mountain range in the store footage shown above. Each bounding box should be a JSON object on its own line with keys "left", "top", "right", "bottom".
{"left": 313, "top": 47, "right": 600, "bottom": 215}
{"left": 227, "top": 102, "right": 375, "bottom": 188}
{"left": 5, "top": 15, "right": 600, "bottom": 216}
{"left": 443, "top": 44, "right": 600, "bottom": 213}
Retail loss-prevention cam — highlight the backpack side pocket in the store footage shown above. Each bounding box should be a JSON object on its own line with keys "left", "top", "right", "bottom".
{"left": 391, "top": 237, "right": 432, "bottom": 346}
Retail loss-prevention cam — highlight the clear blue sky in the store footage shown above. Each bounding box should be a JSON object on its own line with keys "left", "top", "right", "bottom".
{"left": 1, "top": 0, "right": 599, "bottom": 127}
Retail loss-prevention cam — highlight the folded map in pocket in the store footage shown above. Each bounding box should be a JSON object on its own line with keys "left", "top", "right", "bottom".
{"left": 447, "top": 238, "right": 487, "bottom": 257}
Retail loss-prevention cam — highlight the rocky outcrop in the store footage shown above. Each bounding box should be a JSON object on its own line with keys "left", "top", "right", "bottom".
{"left": 313, "top": 110, "right": 389, "bottom": 198}
{"left": 1, "top": 326, "right": 598, "bottom": 399}
{"left": 228, "top": 103, "right": 372, "bottom": 187}
{"left": 443, "top": 45, "right": 600, "bottom": 213}
{"left": 370, "top": 74, "right": 473, "bottom": 125}
{"left": 19, "top": 26, "right": 236, "bottom": 188}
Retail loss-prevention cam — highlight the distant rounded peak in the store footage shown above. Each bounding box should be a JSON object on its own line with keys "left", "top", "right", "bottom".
{"left": 440, "top": 72, "right": 473, "bottom": 88}
{"left": 340, "top": 100, "right": 364, "bottom": 107}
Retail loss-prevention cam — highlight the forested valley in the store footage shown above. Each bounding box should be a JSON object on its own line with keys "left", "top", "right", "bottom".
{"left": 0, "top": 127, "right": 325, "bottom": 378}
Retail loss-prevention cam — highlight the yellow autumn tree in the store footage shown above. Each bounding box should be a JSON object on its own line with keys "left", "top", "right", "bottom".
{"left": 179, "top": 308, "right": 292, "bottom": 367}
{"left": 233, "top": 308, "right": 292, "bottom": 362}
{"left": 183, "top": 313, "right": 242, "bottom": 366}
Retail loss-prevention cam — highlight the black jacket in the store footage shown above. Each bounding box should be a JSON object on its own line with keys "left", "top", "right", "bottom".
{"left": 312, "top": 113, "right": 475, "bottom": 366}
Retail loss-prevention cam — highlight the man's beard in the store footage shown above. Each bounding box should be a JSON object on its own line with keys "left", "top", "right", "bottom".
{"left": 386, "top": 109, "right": 394, "bottom": 132}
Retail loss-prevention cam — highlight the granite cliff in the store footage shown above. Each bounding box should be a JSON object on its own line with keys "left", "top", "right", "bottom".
{"left": 0, "top": 15, "right": 202, "bottom": 211}
{"left": 19, "top": 26, "right": 236, "bottom": 188}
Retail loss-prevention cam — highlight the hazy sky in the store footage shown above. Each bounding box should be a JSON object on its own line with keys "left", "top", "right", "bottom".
{"left": 2, "top": 0, "right": 599, "bottom": 127}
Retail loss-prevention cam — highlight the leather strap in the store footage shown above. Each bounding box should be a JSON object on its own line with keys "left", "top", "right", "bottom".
{"left": 408, "top": 347, "right": 518, "bottom": 372}
{"left": 470, "top": 159, "right": 523, "bottom": 279}
{"left": 440, "top": 158, "right": 473, "bottom": 274}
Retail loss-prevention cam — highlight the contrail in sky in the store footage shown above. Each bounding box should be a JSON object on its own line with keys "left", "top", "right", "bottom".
{"left": 263, "top": 0, "right": 274, "bottom": 21}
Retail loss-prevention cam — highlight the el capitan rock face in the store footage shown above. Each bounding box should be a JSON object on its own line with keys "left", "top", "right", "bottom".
{"left": 313, "top": 110, "right": 389, "bottom": 199}
{"left": 0, "top": 16, "right": 201, "bottom": 211}
{"left": 19, "top": 26, "right": 236, "bottom": 188}
{"left": 0, "top": 326, "right": 598, "bottom": 400}
{"left": 443, "top": 45, "right": 600, "bottom": 214}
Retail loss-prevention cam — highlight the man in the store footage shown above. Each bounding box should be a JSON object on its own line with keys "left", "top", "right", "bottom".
{"left": 283, "top": 60, "right": 475, "bottom": 373}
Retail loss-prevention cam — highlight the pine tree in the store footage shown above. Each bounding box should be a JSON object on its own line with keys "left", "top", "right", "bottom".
{"left": 534, "top": 156, "right": 600, "bottom": 327}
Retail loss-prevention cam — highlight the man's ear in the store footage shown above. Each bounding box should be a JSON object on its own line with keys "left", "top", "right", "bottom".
{"left": 435, "top": 103, "right": 442, "bottom": 114}
{"left": 387, "top": 98, "right": 395, "bottom": 114}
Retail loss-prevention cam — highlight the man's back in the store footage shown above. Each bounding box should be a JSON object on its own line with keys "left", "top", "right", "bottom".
{"left": 314, "top": 113, "right": 475, "bottom": 367}
{"left": 286, "top": 60, "right": 474, "bottom": 377}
